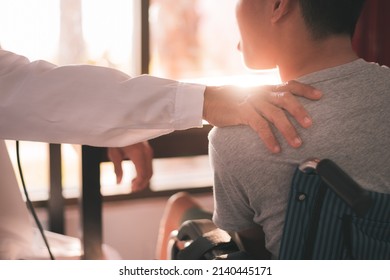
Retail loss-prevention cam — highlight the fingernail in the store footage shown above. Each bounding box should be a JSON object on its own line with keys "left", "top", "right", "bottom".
{"left": 273, "top": 145, "right": 281, "bottom": 153}
{"left": 304, "top": 117, "right": 312, "bottom": 126}
{"left": 294, "top": 137, "right": 302, "bottom": 147}
{"left": 314, "top": 90, "right": 323, "bottom": 97}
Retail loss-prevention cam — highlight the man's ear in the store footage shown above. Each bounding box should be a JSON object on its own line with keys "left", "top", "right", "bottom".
{"left": 271, "top": 0, "right": 293, "bottom": 23}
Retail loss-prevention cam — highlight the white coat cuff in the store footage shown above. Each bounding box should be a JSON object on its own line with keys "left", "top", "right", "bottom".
{"left": 174, "top": 82, "right": 206, "bottom": 130}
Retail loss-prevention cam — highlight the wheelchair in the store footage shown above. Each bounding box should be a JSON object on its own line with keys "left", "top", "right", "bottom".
{"left": 169, "top": 158, "right": 390, "bottom": 260}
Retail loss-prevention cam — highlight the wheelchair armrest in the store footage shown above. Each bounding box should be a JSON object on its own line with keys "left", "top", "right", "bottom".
{"left": 170, "top": 219, "right": 242, "bottom": 260}
{"left": 176, "top": 219, "right": 219, "bottom": 241}
{"left": 315, "top": 159, "right": 373, "bottom": 217}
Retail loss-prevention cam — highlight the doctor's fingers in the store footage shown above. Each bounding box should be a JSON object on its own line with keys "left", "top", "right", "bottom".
{"left": 248, "top": 90, "right": 313, "bottom": 129}
{"left": 250, "top": 99, "right": 303, "bottom": 149}
{"left": 107, "top": 143, "right": 154, "bottom": 190}
{"left": 271, "top": 81, "right": 322, "bottom": 128}
{"left": 273, "top": 80, "right": 323, "bottom": 100}
{"left": 123, "top": 142, "right": 154, "bottom": 192}
{"left": 107, "top": 147, "right": 124, "bottom": 184}
{"left": 238, "top": 102, "right": 281, "bottom": 153}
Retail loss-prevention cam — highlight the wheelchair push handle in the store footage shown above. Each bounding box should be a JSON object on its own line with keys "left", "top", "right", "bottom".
{"left": 316, "top": 159, "right": 373, "bottom": 217}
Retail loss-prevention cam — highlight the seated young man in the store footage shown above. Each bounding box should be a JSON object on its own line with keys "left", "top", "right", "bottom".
{"left": 209, "top": 0, "right": 390, "bottom": 259}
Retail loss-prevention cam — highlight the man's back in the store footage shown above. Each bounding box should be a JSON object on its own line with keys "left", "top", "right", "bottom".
{"left": 209, "top": 59, "right": 390, "bottom": 257}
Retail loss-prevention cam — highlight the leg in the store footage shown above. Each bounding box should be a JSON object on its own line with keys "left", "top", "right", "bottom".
{"left": 155, "top": 192, "right": 211, "bottom": 260}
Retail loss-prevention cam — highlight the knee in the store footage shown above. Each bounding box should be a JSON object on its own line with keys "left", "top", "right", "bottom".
{"left": 166, "top": 191, "right": 201, "bottom": 212}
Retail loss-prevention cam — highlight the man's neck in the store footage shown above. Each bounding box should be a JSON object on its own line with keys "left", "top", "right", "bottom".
{"left": 277, "top": 35, "right": 359, "bottom": 82}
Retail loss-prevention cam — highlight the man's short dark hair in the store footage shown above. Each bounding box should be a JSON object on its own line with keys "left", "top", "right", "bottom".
{"left": 298, "top": 0, "right": 366, "bottom": 40}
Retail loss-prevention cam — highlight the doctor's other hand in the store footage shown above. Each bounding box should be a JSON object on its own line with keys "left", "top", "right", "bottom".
{"left": 203, "top": 80, "right": 322, "bottom": 153}
{"left": 107, "top": 142, "right": 154, "bottom": 192}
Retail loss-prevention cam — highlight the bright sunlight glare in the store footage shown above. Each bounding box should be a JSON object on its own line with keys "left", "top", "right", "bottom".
{"left": 0, "top": 0, "right": 135, "bottom": 74}
{"left": 0, "top": 0, "right": 60, "bottom": 61}
{"left": 82, "top": 0, "right": 134, "bottom": 73}
{"left": 183, "top": 70, "right": 282, "bottom": 88}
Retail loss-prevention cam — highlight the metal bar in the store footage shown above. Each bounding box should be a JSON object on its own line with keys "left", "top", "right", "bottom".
{"left": 48, "top": 143, "right": 65, "bottom": 234}
{"left": 81, "top": 145, "right": 105, "bottom": 260}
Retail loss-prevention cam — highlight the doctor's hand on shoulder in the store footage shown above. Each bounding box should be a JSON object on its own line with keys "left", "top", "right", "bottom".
{"left": 203, "top": 80, "right": 322, "bottom": 153}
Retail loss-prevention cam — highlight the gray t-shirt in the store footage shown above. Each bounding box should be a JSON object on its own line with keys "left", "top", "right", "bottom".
{"left": 208, "top": 59, "right": 390, "bottom": 258}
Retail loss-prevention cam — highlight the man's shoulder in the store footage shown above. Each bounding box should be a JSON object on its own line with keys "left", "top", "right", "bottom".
{"left": 209, "top": 125, "right": 260, "bottom": 148}
{"left": 350, "top": 60, "right": 390, "bottom": 87}
{"left": 348, "top": 60, "right": 390, "bottom": 97}
{"left": 364, "top": 60, "right": 390, "bottom": 75}
{"left": 208, "top": 125, "right": 270, "bottom": 161}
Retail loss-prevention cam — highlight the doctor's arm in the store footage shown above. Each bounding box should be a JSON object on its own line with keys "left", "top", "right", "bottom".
{"left": 0, "top": 49, "right": 321, "bottom": 150}
{"left": 0, "top": 50, "right": 322, "bottom": 190}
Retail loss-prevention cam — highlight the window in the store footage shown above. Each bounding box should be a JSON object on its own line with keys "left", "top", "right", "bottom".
{"left": 149, "top": 0, "right": 281, "bottom": 84}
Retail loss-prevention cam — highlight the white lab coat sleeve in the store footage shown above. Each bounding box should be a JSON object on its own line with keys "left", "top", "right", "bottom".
{"left": 0, "top": 50, "right": 205, "bottom": 147}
